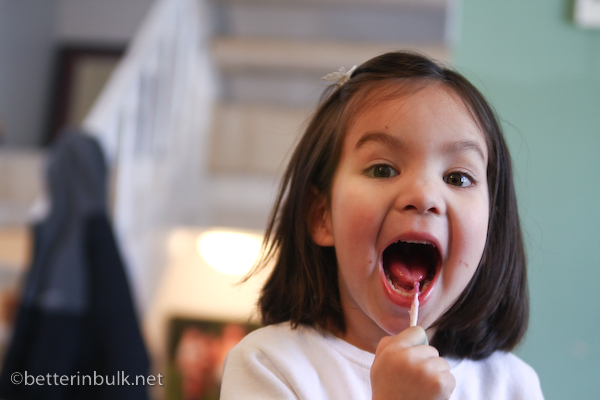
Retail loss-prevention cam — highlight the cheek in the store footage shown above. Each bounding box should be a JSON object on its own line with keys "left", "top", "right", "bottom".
{"left": 455, "top": 217, "right": 489, "bottom": 298}
{"left": 464, "top": 208, "right": 489, "bottom": 260}
{"left": 470, "top": 194, "right": 490, "bottom": 256}
{"left": 447, "top": 198, "right": 489, "bottom": 283}
{"left": 332, "top": 202, "right": 374, "bottom": 249}
{"left": 330, "top": 182, "right": 379, "bottom": 239}
{"left": 329, "top": 181, "right": 387, "bottom": 274}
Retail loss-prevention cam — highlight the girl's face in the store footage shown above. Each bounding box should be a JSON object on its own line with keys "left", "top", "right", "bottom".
{"left": 312, "top": 84, "right": 489, "bottom": 353}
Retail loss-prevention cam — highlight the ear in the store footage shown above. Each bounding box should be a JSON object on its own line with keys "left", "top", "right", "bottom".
{"left": 307, "top": 186, "right": 334, "bottom": 247}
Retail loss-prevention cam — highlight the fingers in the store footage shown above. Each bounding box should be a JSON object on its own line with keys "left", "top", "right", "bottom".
{"left": 375, "top": 326, "right": 430, "bottom": 358}
{"left": 396, "top": 326, "right": 429, "bottom": 347}
{"left": 419, "top": 360, "right": 455, "bottom": 400}
{"left": 371, "top": 327, "right": 455, "bottom": 400}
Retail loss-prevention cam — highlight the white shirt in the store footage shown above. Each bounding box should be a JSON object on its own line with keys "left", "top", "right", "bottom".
{"left": 221, "top": 322, "right": 544, "bottom": 399}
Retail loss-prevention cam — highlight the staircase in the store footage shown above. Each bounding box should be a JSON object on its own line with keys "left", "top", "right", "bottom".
{"left": 0, "top": 0, "right": 452, "bottom": 308}
{"left": 0, "top": 0, "right": 453, "bottom": 382}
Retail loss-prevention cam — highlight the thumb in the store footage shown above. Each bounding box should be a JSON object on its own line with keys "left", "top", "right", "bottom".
{"left": 375, "top": 326, "right": 429, "bottom": 357}
{"left": 395, "top": 326, "right": 429, "bottom": 347}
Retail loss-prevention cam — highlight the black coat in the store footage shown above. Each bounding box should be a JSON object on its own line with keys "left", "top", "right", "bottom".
{"left": 0, "top": 132, "right": 149, "bottom": 400}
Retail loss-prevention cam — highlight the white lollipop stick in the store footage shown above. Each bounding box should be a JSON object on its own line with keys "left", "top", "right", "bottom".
{"left": 409, "top": 282, "right": 420, "bottom": 327}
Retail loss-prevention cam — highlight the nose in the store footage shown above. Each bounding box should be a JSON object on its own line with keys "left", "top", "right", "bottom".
{"left": 394, "top": 174, "right": 446, "bottom": 216}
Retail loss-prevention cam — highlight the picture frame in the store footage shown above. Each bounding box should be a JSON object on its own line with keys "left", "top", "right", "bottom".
{"left": 165, "top": 316, "right": 258, "bottom": 400}
{"left": 45, "top": 43, "right": 125, "bottom": 145}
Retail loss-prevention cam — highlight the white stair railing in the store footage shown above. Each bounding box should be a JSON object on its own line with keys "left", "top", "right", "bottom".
{"left": 83, "top": 0, "right": 216, "bottom": 313}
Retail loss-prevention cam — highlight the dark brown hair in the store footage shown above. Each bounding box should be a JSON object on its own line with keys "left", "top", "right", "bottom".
{"left": 251, "top": 51, "right": 528, "bottom": 360}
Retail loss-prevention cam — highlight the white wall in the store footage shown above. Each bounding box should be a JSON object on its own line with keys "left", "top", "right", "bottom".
{"left": 0, "top": 0, "right": 58, "bottom": 147}
{"left": 56, "top": 0, "right": 155, "bottom": 42}
{"left": 0, "top": 0, "right": 154, "bottom": 147}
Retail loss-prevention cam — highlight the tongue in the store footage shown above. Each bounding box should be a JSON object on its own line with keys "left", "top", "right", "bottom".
{"left": 388, "top": 260, "right": 428, "bottom": 290}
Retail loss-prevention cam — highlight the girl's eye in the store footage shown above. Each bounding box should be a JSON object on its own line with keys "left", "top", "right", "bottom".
{"left": 366, "top": 164, "right": 398, "bottom": 178}
{"left": 444, "top": 172, "right": 474, "bottom": 187}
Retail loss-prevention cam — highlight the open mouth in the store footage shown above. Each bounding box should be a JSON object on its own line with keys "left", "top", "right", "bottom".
{"left": 382, "top": 240, "right": 440, "bottom": 295}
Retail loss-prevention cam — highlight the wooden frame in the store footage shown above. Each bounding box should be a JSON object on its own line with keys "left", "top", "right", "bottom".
{"left": 45, "top": 44, "right": 125, "bottom": 145}
{"left": 165, "top": 316, "right": 258, "bottom": 400}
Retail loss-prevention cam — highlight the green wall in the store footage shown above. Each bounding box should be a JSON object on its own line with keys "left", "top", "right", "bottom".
{"left": 454, "top": 1, "right": 600, "bottom": 398}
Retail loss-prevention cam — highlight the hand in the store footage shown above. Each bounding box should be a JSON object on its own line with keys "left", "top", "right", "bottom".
{"left": 371, "top": 327, "right": 455, "bottom": 400}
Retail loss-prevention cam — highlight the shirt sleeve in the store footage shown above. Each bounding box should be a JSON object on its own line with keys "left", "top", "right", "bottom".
{"left": 220, "top": 341, "right": 298, "bottom": 400}
{"left": 508, "top": 356, "right": 545, "bottom": 400}
{"left": 449, "top": 352, "right": 545, "bottom": 400}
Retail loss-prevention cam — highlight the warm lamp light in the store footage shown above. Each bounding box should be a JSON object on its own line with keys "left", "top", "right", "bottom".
{"left": 196, "top": 229, "right": 263, "bottom": 275}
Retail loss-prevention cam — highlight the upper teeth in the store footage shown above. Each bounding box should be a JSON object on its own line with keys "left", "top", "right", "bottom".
{"left": 400, "top": 240, "right": 435, "bottom": 247}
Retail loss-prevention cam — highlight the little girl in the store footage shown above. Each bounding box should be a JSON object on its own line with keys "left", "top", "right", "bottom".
{"left": 220, "top": 51, "right": 544, "bottom": 399}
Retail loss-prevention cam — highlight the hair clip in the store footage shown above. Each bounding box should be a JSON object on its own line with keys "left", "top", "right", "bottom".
{"left": 321, "top": 65, "right": 357, "bottom": 87}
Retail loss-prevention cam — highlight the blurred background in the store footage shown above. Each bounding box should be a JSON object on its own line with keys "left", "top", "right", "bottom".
{"left": 0, "top": 0, "right": 598, "bottom": 399}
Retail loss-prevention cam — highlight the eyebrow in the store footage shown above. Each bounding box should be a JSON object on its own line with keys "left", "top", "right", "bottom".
{"left": 443, "top": 140, "right": 486, "bottom": 162}
{"left": 354, "top": 132, "right": 486, "bottom": 162}
{"left": 355, "top": 132, "right": 404, "bottom": 150}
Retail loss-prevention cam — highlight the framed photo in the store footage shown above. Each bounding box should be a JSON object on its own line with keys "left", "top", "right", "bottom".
{"left": 166, "top": 316, "right": 258, "bottom": 400}
{"left": 45, "top": 44, "right": 125, "bottom": 144}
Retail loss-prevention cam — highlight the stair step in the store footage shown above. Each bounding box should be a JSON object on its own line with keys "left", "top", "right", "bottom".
{"left": 209, "top": 102, "right": 307, "bottom": 175}
{"left": 210, "top": 0, "right": 449, "bottom": 43}
{"left": 213, "top": 37, "right": 449, "bottom": 72}
{"left": 212, "top": 38, "right": 449, "bottom": 105}
{"left": 212, "top": 0, "right": 447, "bottom": 6}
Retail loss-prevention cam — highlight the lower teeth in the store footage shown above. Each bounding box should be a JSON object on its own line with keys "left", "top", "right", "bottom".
{"left": 385, "top": 271, "right": 424, "bottom": 293}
